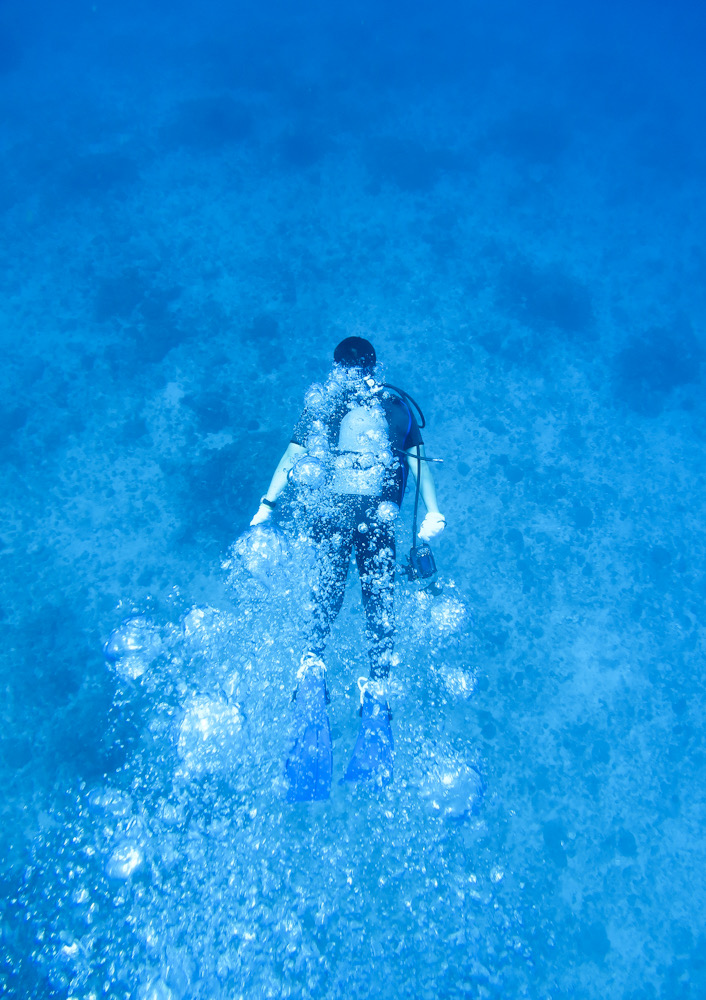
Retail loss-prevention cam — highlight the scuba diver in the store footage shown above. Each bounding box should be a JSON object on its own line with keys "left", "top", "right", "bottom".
{"left": 250, "top": 337, "right": 445, "bottom": 801}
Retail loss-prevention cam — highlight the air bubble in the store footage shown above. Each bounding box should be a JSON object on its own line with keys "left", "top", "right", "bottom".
{"left": 103, "top": 617, "right": 163, "bottom": 680}
{"left": 137, "top": 977, "right": 177, "bottom": 1000}
{"left": 177, "top": 695, "right": 246, "bottom": 777}
{"left": 419, "top": 757, "right": 485, "bottom": 820}
{"left": 430, "top": 596, "right": 466, "bottom": 633}
{"left": 304, "top": 383, "right": 325, "bottom": 411}
{"left": 88, "top": 788, "right": 133, "bottom": 818}
{"left": 291, "top": 456, "right": 327, "bottom": 489}
{"left": 438, "top": 664, "right": 476, "bottom": 700}
{"left": 231, "top": 526, "right": 290, "bottom": 591}
{"left": 105, "top": 841, "right": 144, "bottom": 880}
{"left": 377, "top": 501, "right": 399, "bottom": 523}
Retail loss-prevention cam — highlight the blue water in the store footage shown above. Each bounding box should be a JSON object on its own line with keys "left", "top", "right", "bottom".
{"left": 1, "top": 0, "right": 705, "bottom": 996}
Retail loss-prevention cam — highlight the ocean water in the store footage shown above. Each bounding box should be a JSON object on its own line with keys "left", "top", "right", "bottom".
{"left": 1, "top": 0, "right": 705, "bottom": 996}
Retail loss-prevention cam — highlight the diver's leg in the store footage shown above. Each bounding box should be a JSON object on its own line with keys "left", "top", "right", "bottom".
{"left": 288, "top": 511, "right": 352, "bottom": 803}
{"left": 345, "top": 515, "right": 395, "bottom": 786}
{"left": 307, "top": 514, "right": 354, "bottom": 658}
{"left": 355, "top": 518, "right": 396, "bottom": 680}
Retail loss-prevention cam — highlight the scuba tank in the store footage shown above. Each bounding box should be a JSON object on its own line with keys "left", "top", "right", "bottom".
{"left": 292, "top": 373, "right": 393, "bottom": 497}
{"left": 329, "top": 400, "right": 391, "bottom": 496}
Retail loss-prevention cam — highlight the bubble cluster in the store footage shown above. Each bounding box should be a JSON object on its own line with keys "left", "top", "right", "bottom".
{"left": 14, "top": 526, "right": 493, "bottom": 1000}
{"left": 177, "top": 694, "right": 246, "bottom": 777}
{"left": 430, "top": 595, "right": 466, "bottom": 632}
{"left": 88, "top": 787, "right": 134, "bottom": 817}
{"left": 377, "top": 500, "right": 399, "bottom": 523}
{"left": 228, "top": 526, "right": 291, "bottom": 594}
{"left": 106, "top": 841, "right": 144, "bottom": 880}
{"left": 291, "top": 454, "right": 327, "bottom": 489}
{"left": 419, "top": 754, "right": 485, "bottom": 820}
{"left": 103, "top": 616, "right": 164, "bottom": 680}
{"left": 437, "top": 663, "right": 476, "bottom": 699}
{"left": 303, "top": 382, "right": 325, "bottom": 412}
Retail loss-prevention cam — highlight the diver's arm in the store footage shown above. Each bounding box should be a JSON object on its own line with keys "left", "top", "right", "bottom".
{"left": 406, "top": 445, "right": 440, "bottom": 513}
{"left": 406, "top": 445, "right": 446, "bottom": 540}
{"left": 250, "top": 442, "right": 305, "bottom": 526}
{"left": 264, "top": 441, "right": 306, "bottom": 502}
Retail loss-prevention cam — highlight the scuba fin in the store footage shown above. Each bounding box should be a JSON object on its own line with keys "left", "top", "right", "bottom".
{"left": 285, "top": 657, "right": 333, "bottom": 803}
{"left": 344, "top": 682, "right": 394, "bottom": 787}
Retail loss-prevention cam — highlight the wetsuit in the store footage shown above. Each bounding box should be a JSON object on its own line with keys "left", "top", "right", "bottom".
{"left": 291, "top": 386, "right": 422, "bottom": 679}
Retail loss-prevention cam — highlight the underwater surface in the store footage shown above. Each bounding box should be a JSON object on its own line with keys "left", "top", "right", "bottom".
{"left": 1, "top": 0, "right": 705, "bottom": 996}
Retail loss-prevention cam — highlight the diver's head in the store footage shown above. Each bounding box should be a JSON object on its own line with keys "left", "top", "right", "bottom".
{"left": 333, "top": 337, "right": 376, "bottom": 377}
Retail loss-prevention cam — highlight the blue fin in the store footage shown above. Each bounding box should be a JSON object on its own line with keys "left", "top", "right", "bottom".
{"left": 286, "top": 666, "right": 333, "bottom": 803}
{"left": 344, "top": 691, "right": 394, "bottom": 786}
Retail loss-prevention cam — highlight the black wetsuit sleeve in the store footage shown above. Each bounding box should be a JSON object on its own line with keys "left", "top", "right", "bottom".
{"left": 384, "top": 395, "right": 423, "bottom": 452}
{"left": 379, "top": 394, "right": 423, "bottom": 505}
{"left": 403, "top": 410, "right": 423, "bottom": 451}
{"left": 291, "top": 410, "right": 311, "bottom": 447}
